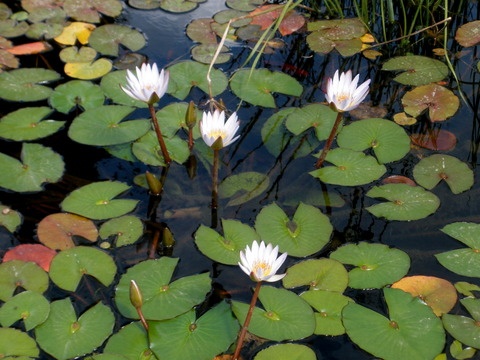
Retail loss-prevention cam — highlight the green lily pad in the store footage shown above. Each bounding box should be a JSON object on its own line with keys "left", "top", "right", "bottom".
{"left": 100, "top": 70, "right": 148, "bottom": 108}
{"left": 230, "top": 68, "right": 303, "bottom": 108}
{"left": 402, "top": 84, "right": 459, "bottom": 121}
{"left": 186, "top": 18, "right": 219, "bottom": 44}
{"left": 89, "top": 24, "right": 146, "bottom": 56}
{"left": 0, "top": 291, "right": 50, "bottom": 330}
{"left": 149, "top": 301, "right": 238, "bottom": 360}
{"left": 0, "top": 143, "right": 64, "bottom": 192}
{"left": 191, "top": 43, "right": 231, "bottom": 64}
{"left": 443, "top": 297, "right": 480, "bottom": 349}
{"left": 103, "top": 322, "right": 152, "bottom": 360}
{"left": 63, "top": 0, "right": 123, "bottom": 23}
{"left": 49, "top": 246, "right": 117, "bottom": 291}
{"left": 261, "top": 107, "right": 297, "bottom": 157}
{"left": 115, "top": 257, "right": 211, "bottom": 320}
{"left": 226, "top": 0, "right": 263, "bottom": 11}
{"left": 49, "top": 80, "right": 105, "bottom": 113}
{"left": 195, "top": 219, "right": 259, "bottom": 265}
{"left": 449, "top": 339, "right": 477, "bottom": 359}
{"left": 0, "top": 19, "right": 29, "bottom": 38}
{"left": 0, "top": 107, "right": 65, "bottom": 141}
{"left": 167, "top": 60, "right": 228, "bottom": 100}
{"left": 59, "top": 46, "right": 97, "bottom": 63}
{"left": 0, "top": 204, "right": 22, "bottom": 232}
{"left": 343, "top": 288, "right": 445, "bottom": 360}
{"left": 301, "top": 289, "right": 354, "bottom": 336}
{"left": 0, "top": 328, "right": 39, "bottom": 359}
{"left": 255, "top": 202, "right": 333, "bottom": 257}
{"left": 132, "top": 130, "right": 190, "bottom": 166}
{"left": 35, "top": 298, "right": 115, "bottom": 360}
{"left": 219, "top": 171, "right": 269, "bottom": 206}
{"left": 330, "top": 242, "right": 410, "bottom": 289}
{"left": 382, "top": 55, "right": 449, "bottom": 86}
{"left": 336, "top": 118, "right": 411, "bottom": 164}
{"left": 0, "top": 68, "right": 60, "bottom": 101}
{"left": 366, "top": 183, "right": 440, "bottom": 221}
{"left": 154, "top": 102, "right": 202, "bottom": 139}
{"left": 60, "top": 181, "right": 138, "bottom": 220}
{"left": 232, "top": 285, "right": 315, "bottom": 341}
{"left": 309, "top": 148, "right": 386, "bottom": 186}
{"left": 283, "top": 258, "right": 349, "bottom": 292}
{"left": 0, "top": 260, "right": 49, "bottom": 302}
{"left": 285, "top": 103, "right": 338, "bottom": 140}
{"left": 254, "top": 343, "right": 317, "bottom": 360}
{"left": 98, "top": 215, "right": 143, "bottom": 247}
{"left": 413, "top": 154, "right": 473, "bottom": 194}
{"left": 436, "top": 222, "right": 480, "bottom": 278}
{"left": 68, "top": 105, "right": 150, "bottom": 146}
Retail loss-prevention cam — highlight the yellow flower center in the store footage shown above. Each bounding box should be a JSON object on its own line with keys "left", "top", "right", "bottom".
{"left": 253, "top": 261, "right": 271, "bottom": 277}
{"left": 337, "top": 93, "right": 349, "bottom": 102}
{"left": 208, "top": 129, "right": 227, "bottom": 140}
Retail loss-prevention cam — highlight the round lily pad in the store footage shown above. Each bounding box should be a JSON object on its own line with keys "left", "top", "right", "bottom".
{"left": 366, "top": 183, "right": 440, "bottom": 221}
{"left": 35, "top": 298, "right": 115, "bottom": 360}
{"left": 154, "top": 102, "right": 202, "bottom": 139}
{"left": 382, "top": 55, "right": 449, "bottom": 86}
{"left": 49, "top": 246, "right": 117, "bottom": 291}
{"left": 230, "top": 68, "right": 303, "bottom": 108}
{"left": 336, "top": 118, "right": 411, "bottom": 164}
{"left": 254, "top": 343, "right": 317, "bottom": 360}
{"left": 330, "top": 242, "right": 410, "bottom": 289}
{"left": 232, "top": 285, "right": 315, "bottom": 341}
{"left": 63, "top": 0, "right": 123, "bottom": 23}
{"left": 115, "top": 257, "right": 211, "bottom": 320}
{"left": 98, "top": 215, "right": 143, "bottom": 247}
{"left": 65, "top": 58, "right": 113, "bottom": 80}
{"left": 413, "top": 154, "right": 474, "bottom": 194}
{"left": 219, "top": 171, "right": 269, "bottom": 206}
{"left": 443, "top": 297, "right": 480, "bottom": 349}
{"left": 191, "top": 43, "right": 231, "bottom": 64}
{"left": 59, "top": 46, "right": 97, "bottom": 63}
{"left": 195, "top": 219, "right": 259, "bottom": 265}
{"left": 149, "top": 301, "right": 239, "bottom": 360}
{"left": 309, "top": 148, "right": 386, "bottom": 186}
{"left": 132, "top": 130, "right": 190, "bottom": 166}
{"left": 60, "top": 181, "right": 138, "bottom": 220}
{"left": 103, "top": 322, "right": 151, "bottom": 359}
{"left": 255, "top": 202, "right": 333, "bottom": 257}
{"left": 0, "top": 204, "right": 22, "bottom": 232}
{"left": 455, "top": 20, "right": 480, "bottom": 47}
{"left": 0, "top": 260, "right": 49, "bottom": 302}
{"left": 0, "top": 291, "right": 50, "bottom": 330}
{"left": 68, "top": 105, "right": 150, "bottom": 146}
{"left": 343, "top": 288, "right": 445, "bottom": 360}
{"left": 3, "top": 244, "right": 56, "bottom": 272}
{"left": 0, "top": 143, "right": 64, "bottom": 192}
{"left": 49, "top": 80, "right": 105, "bottom": 113}
{"left": 0, "top": 68, "right": 60, "bottom": 101}
{"left": 89, "top": 24, "right": 145, "bottom": 56}
{"left": 100, "top": 70, "right": 148, "bottom": 107}
{"left": 285, "top": 103, "right": 338, "bottom": 141}
{"left": 0, "top": 328, "right": 39, "bottom": 359}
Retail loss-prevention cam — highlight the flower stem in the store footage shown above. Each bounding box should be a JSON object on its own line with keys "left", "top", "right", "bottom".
{"left": 315, "top": 111, "right": 343, "bottom": 168}
{"left": 148, "top": 104, "right": 171, "bottom": 164}
{"left": 211, "top": 149, "right": 219, "bottom": 228}
{"left": 232, "top": 281, "right": 262, "bottom": 360}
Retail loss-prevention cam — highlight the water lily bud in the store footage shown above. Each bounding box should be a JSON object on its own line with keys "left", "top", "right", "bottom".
{"left": 185, "top": 100, "right": 197, "bottom": 129}
{"left": 129, "top": 280, "right": 143, "bottom": 309}
{"left": 162, "top": 226, "right": 175, "bottom": 248}
{"left": 145, "top": 171, "right": 163, "bottom": 195}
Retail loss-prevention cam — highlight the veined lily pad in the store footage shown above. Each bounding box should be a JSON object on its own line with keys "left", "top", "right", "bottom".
{"left": 49, "top": 246, "right": 117, "bottom": 291}
{"left": 443, "top": 297, "right": 480, "bottom": 349}
{"left": 149, "top": 301, "right": 238, "bottom": 360}
{"left": 343, "top": 288, "right": 445, "bottom": 360}
{"left": 100, "top": 70, "right": 148, "bottom": 108}
{"left": 330, "top": 242, "right": 410, "bottom": 289}
{"left": 382, "top": 55, "right": 449, "bottom": 86}
{"left": 402, "top": 84, "right": 459, "bottom": 121}
{"left": 255, "top": 202, "right": 333, "bottom": 257}
{"left": 366, "top": 183, "right": 440, "bottom": 221}
{"left": 336, "top": 118, "right": 411, "bottom": 164}
{"left": 89, "top": 24, "right": 146, "bottom": 56}
{"left": 0, "top": 68, "right": 60, "bottom": 101}
{"left": 254, "top": 343, "right": 316, "bottom": 360}
{"left": 49, "top": 80, "right": 105, "bottom": 113}
{"left": 103, "top": 322, "right": 151, "bottom": 360}
{"left": 132, "top": 130, "right": 190, "bottom": 166}
{"left": 436, "top": 222, "right": 480, "bottom": 278}
{"left": 285, "top": 103, "right": 338, "bottom": 141}
{"left": 194, "top": 219, "right": 259, "bottom": 265}
{"left": 283, "top": 258, "right": 348, "bottom": 292}
{"left": 0, "top": 291, "right": 50, "bottom": 330}
{"left": 0, "top": 260, "right": 49, "bottom": 301}
{"left": 68, "top": 105, "right": 150, "bottom": 146}
{"left": 230, "top": 68, "right": 303, "bottom": 108}
{"left": 309, "top": 148, "right": 386, "bottom": 186}
{"left": 413, "top": 154, "right": 473, "bottom": 194}
{"left": 0, "top": 204, "right": 22, "bottom": 232}
{"left": 219, "top": 171, "right": 269, "bottom": 206}
{"left": 3, "top": 244, "right": 56, "bottom": 272}
{"left": 455, "top": 20, "right": 480, "bottom": 47}
{"left": 0, "top": 143, "right": 64, "bottom": 192}
{"left": 232, "top": 285, "right": 315, "bottom": 341}
{"left": 63, "top": 0, "right": 123, "bottom": 23}
{"left": 191, "top": 43, "right": 231, "bottom": 64}
{"left": 0, "top": 328, "right": 39, "bottom": 359}
{"left": 64, "top": 58, "right": 113, "bottom": 80}
{"left": 167, "top": 60, "right": 228, "bottom": 100}
{"left": 115, "top": 257, "right": 211, "bottom": 320}
{"left": 0, "top": 107, "right": 65, "bottom": 141}
{"left": 35, "top": 299, "right": 115, "bottom": 360}
{"left": 60, "top": 181, "right": 138, "bottom": 220}
{"left": 98, "top": 215, "right": 143, "bottom": 247}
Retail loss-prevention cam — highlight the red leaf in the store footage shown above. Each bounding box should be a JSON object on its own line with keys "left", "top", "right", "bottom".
{"left": 410, "top": 129, "right": 457, "bottom": 151}
{"left": 7, "top": 41, "right": 52, "bottom": 55}
{"left": 3, "top": 244, "right": 56, "bottom": 272}
{"left": 382, "top": 175, "right": 417, "bottom": 187}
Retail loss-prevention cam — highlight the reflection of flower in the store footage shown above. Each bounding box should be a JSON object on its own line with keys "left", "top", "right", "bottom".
{"left": 200, "top": 110, "right": 240, "bottom": 149}
{"left": 121, "top": 63, "right": 169, "bottom": 104}
{"left": 325, "top": 70, "right": 370, "bottom": 112}
{"left": 239, "top": 241, "right": 288, "bottom": 282}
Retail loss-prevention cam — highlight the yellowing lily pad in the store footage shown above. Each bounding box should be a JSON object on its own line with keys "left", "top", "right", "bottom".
{"left": 382, "top": 55, "right": 449, "bottom": 86}
{"left": 54, "top": 22, "right": 96, "bottom": 45}
{"left": 455, "top": 20, "right": 480, "bottom": 47}
{"left": 64, "top": 58, "right": 112, "bottom": 80}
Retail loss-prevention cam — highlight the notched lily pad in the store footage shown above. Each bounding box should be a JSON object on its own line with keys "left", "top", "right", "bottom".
{"left": 65, "top": 58, "right": 113, "bottom": 80}
{"left": 0, "top": 260, "right": 49, "bottom": 302}
{"left": 443, "top": 297, "right": 480, "bottom": 349}
{"left": 0, "top": 204, "right": 22, "bottom": 232}
{"left": 49, "top": 80, "right": 105, "bottom": 113}
{"left": 285, "top": 103, "right": 338, "bottom": 141}
{"left": 0, "top": 68, "right": 60, "bottom": 101}
{"left": 98, "top": 215, "right": 143, "bottom": 247}
{"left": 0, "top": 328, "right": 39, "bottom": 359}
{"left": 219, "top": 171, "right": 269, "bottom": 206}
{"left": 382, "top": 55, "right": 449, "bottom": 86}
{"left": 402, "top": 84, "right": 459, "bottom": 121}
{"left": 0, "top": 291, "right": 50, "bottom": 330}
{"left": 455, "top": 20, "right": 480, "bottom": 47}
{"left": 89, "top": 24, "right": 146, "bottom": 56}
{"left": 63, "top": 0, "right": 123, "bottom": 23}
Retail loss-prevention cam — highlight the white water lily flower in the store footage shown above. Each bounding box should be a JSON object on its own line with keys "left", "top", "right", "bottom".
{"left": 238, "top": 241, "right": 288, "bottom": 282}
{"left": 325, "top": 70, "right": 371, "bottom": 112}
{"left": 200, "top": 110, "right": 240, "bottom": 149}
{"left": 121, "top": 63, "right": 169, "bottom": 104}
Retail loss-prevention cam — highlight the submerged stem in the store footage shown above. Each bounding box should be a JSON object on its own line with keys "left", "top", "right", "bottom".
{"left": 148, "top": 104, "right": 171, "bottom": 164}
{"left": 315, "top": 111, "right": 343, "bottom": 168}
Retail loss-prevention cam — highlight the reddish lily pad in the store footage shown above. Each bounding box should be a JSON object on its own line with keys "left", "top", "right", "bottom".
{"left": 63, "top": 0, "right": 123, "bottom": 23}
{"left": 3, "top": 244, "right": 56, "bottom": 272}
{"left": 455, "top": 20, "right": 480, "bottom": 47}
{"left": 89, "top": 24, "right": 146, "bottom": 56}
{"left": 402, "top": 84, "right": 459, "bottom": 121}
{"left": 410, "top": 129, "right": 457, "bottom": 151}
{"left": 249, "top": 5, "right": 305, "bottom": 36}
{"left": 382, "top": 55, "right": 449, "bottom": 86}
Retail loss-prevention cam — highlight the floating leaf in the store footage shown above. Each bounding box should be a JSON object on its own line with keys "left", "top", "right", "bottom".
{"left": 154, "top": 102, "right": 202, "bottom": 139}
{"left": 366, "top": 183, "right": 440, "bottom": 221}
{"left": 0, "top": 68, "right": 60, "bottom": 101}
{"left": 54, "top": 22, "right": 96, "bottom": 45}
{"left": 402, "top": 84, "right": 459, "bottom": 121}
{"left": 0, "top": 260, "right": 49, "bottom": 302}
{"left": 7, "top": 41, "right": 53, "bottom": 55}
{"left": 232, "top": 286, "right": 315, "bottom": 341}
{"left": 382, "top": 55, "right": 449, "bottom": 86}
{"left": 0, "top": 291, "right": 50, "bottom": 330}
{"left": 186, "top": 18, "right": 218, "bottom": 44}
{"left": 65, "top": 58, "right": 113, "bottom": 80}
{"left": 219, "top": 171, "right": 269, "bottom": 206}
{"left": 261, "top": 107, "right": 296, "bottom": 157}
{"left": 393, "top": 111, "right": 417, "bottom": 125}
{"left": 3, "top": 244, "right": 56, "bottom": 272}
{"left": 455, "top": 20, "right": 480, "bottom": 47}
{"left": 60, "top": 181, "right": 138, "bottom": 220}
{"left": 89, "top": 24, "right": 146, "bottom": 56}
{"left": 100, "top": 70, "right": 148, "bottom": 108}
{"left": 35, "top": 299, "right": 115, "bottom": 360}
{"left": 413, "top": 154, "right": 473, "bottom": 194}
{"left": 98, "top": 215, "right": 143, "bottom": 247}
{"left": 132, "top": 130, "right": 190, "bottom": 166}
{"left": 255, "top": 202, "right": 332, "bottom": 257}
{"left": 330, "top": 242, "right": 410, "bottom": 289}
{"left": 49, "top": 80, "right": 105, "bottom": 113}
{"left": 191, "top": 43, "right": 231, "bottom": 64}
{"left": 103, "top": 322, "right": 150, "bottom": 359}
{"left": 343, "top": 288, "right": 445, "bottom": 360}
{"left": 0, "top": 143, "right": 64, "bottom": 192}
{"left": 0, "top": 204, "right": 22, "bottom": 232}
{"left": 443, "top": 298, "right": 480, "bottom": 349}
{"left": 382, "top": 175, "right": 416, "bottom": 186}
{"left": 230, "top": 68, "right": 303, "bottom": 108}
{"left": 410, "top": 129, "right": 457, "bottom": 151}
{"left": 455, "top": 281, "right": 480, "bottom": 297}
{"left": 0, "top": 106, "right": 65, "bottom": 141}
{"left": 159, "top": 0, "right": 202, "bottom": 13}
{"left": 37, "top": 213, "right": 98, "bottom": 250}
{"left": 336, "top": 118, "right": 411, "bottom": 164}
{"left": 63, "top": 0, "right": 123, "bottom": 23}
{"left": 285, "top": 103, "right": 338, "bottom": 140}
{"left": 449, "top": 339, "right": 477, "bottom": 359}
{"left": 0, "top": 328, "right": 39, "bottom": 359}
{"left": 226, "top": 0, "right": 263, "bottom": 11}
{"left": 59, "top": 46, "right": 97, "bottom": 63}
{"left": 254, "top": 343, "right": 316, "bottom": 360}
{"left": 309, "top": 148, "right": 386, "bottom": 186}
